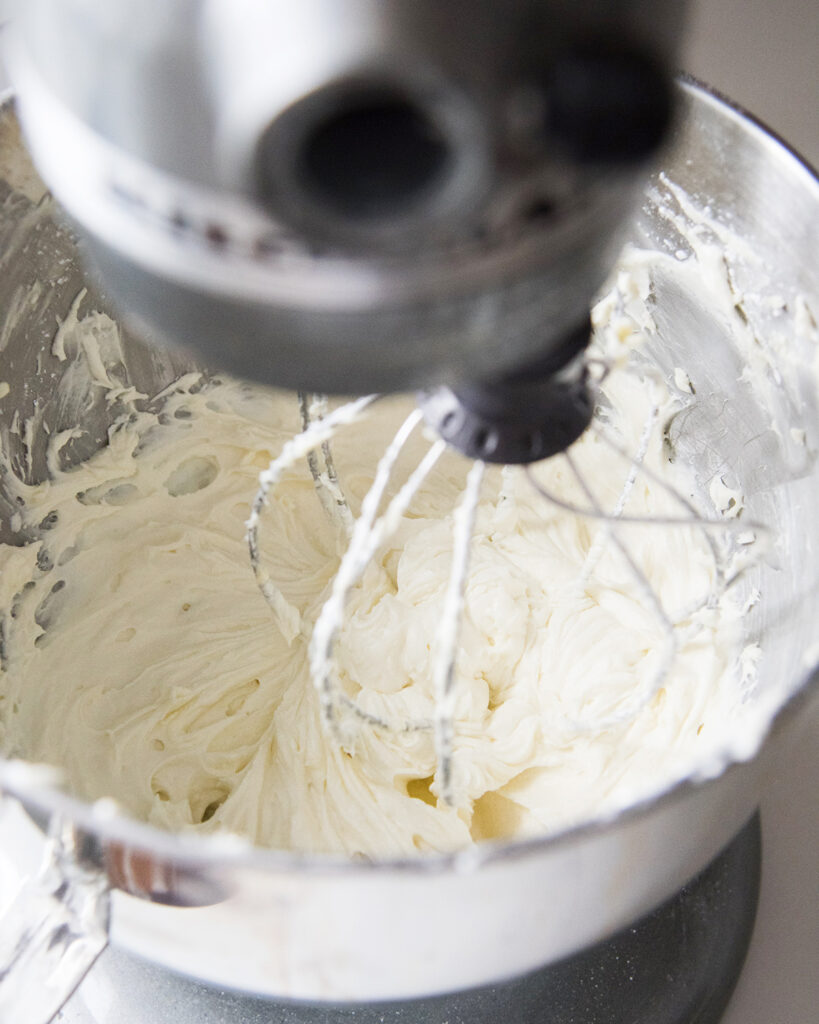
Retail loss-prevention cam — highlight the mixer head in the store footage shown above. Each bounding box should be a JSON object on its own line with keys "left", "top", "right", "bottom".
{"left": 8, "top": 0, "right": 683, "bottom": 461}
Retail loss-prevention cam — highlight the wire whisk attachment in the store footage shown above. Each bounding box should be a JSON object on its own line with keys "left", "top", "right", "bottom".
{"left": 247, "top": 370, "right": 767, "bottom": 810}
{"left": 246, "top": 392, "right": 492, "bottom": 806}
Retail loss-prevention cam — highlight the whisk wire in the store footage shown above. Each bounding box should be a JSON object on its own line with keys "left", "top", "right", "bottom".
{"left": 589, "top": 420, "right": 770, "bottom": 614}
{"left": 298, "top": 392, "right": 355, "bottom": 541}
{"left": 561, "top": 450, "right": 678, "bottom": 731}
{"left": 433, "top": 459, "right": 485, "bottom": 808}
{"left": 579, "top": 403, "right": 659, "bottom": 588}
{"left": 246, "top": 393, "right": 376, "bottom": 643}
{"left": 309, "top": 411, "right": 446, "bottom": 741}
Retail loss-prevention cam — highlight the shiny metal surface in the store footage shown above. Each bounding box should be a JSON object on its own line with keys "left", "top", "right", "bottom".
{"left": 0, "top": 81, "right": 819, "bottom": 1002}
{"left": 57, "top": 815, "right": 762, "bottom": 1023}
{"left": 6, "top": 0, "right": 685, "bottom": 394}
{"left": 0, "top": 816, "right": 109, "bottom": 1024}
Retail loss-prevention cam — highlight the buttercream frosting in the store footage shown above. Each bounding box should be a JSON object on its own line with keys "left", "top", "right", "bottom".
{"left": 0, "top": 266, "right": 755, "bottom": 858}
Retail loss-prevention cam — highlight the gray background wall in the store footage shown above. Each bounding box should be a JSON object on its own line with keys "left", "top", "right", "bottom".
{"left": 686, "top": 0, "right": 819, "bottom": 165}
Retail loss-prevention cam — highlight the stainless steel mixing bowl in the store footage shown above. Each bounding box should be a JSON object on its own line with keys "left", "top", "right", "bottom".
{"left": 0, "top": 80, "right": 818, "bottom": 1007}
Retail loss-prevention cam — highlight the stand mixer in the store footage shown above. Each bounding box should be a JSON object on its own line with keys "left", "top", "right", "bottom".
{"left": 0, "top": 2, "right": 818, "bottom": 1024}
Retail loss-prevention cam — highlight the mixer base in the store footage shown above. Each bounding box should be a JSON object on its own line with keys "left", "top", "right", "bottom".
{"left": 62, "top": 814, "right": 761, "bottom": 1024}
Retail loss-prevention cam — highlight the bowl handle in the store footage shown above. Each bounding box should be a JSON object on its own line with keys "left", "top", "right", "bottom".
{"left": 0, "top": 804, "right": 110, "bottom": 1023}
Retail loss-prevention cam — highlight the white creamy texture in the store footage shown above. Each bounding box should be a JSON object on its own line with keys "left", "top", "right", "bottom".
{"left": 0, "top": 276, "right": 756, "bottom": 858}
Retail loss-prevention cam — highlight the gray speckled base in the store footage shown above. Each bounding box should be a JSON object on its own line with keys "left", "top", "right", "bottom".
{"left": 59, "top": 814, "right": 761, "bottom": 1024}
